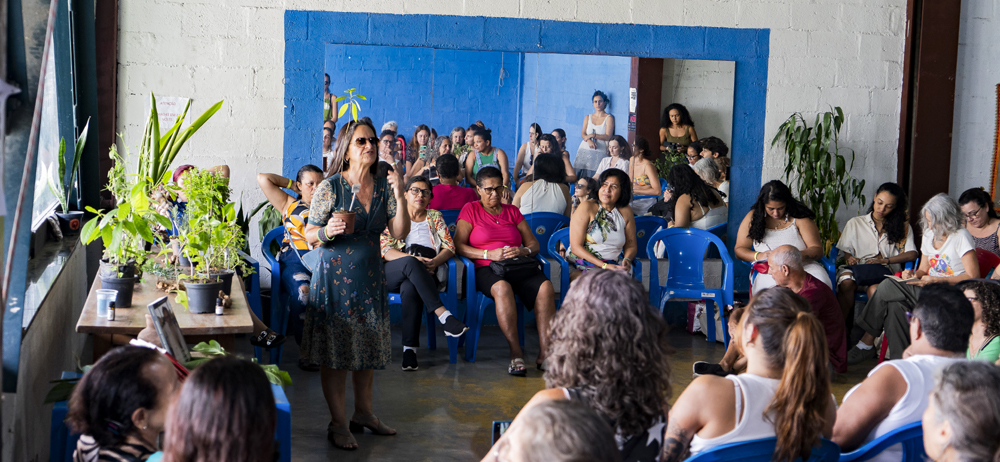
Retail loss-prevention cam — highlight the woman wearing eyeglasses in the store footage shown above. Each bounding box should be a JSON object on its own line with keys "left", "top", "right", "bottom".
{"left": 566, "top": 168, "right": 637, "bottom": 281}
{"left": 304, "top": 120, "right": 409, "bottom": 450}
{"left": 380, "top": 176, "right": 468, "bottom": 372}
{"left": 455, "top": 166, "right": 557, "bottom": 376}
{"left": 959, "top": 188, "right": 1000, "bottom": 263}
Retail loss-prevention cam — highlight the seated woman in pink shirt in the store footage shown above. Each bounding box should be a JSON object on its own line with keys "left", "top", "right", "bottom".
{"left": 429, "top": 154, "right": 478, "bottom": 211}
{"left": 454, "top": 166, "right": 557, "bottom": 377}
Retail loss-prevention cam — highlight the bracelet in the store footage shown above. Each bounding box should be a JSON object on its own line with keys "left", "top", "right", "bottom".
{"left": 287, "top": 178, "right": 293, "bottom": 189}
{"left": 318, "top": 227, "right": 331, "bottom": 243}
{"left": 602, "top": 262, "right": 608, "bottom": 269}
{"left": 754, "top": 251, "right": 760, "bottom": 261}
{"left": 483, "top": 249, "right": 489, "bottom": 259}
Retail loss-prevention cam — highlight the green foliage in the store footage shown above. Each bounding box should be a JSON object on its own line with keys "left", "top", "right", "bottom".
{"left": 334, "top": 88, "right": 367, "bottom": 121}
{"left": 772, "top": 107, "right": 867, "bottom": 246}
{"left": 137, "top": 94, "right": 223, "bottom": 192}
{"left": 46, "top": 120, "right": 90, "bottom": 213}
{"left": 186, "top": 340, "right": 293, "bottom": 386}
{"left": 653, "top": 146, "right": 687, "bottom": 179}
{"left": 175, "top": 169, "right": 248, "bottom": 278}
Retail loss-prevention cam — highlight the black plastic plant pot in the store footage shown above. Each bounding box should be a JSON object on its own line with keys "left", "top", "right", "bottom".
{"left": 213, "top": 270, "right": 236, "bottom": 295}
{"left": 99, "top": 260, "right": 136, "bottom": 279}
{"left": 99, "top": 276, "right": 136, "bottom": 308}
{"left": 186, "top": 279, "right": 223, "bottom": 314}
{"left": 55, "top": 211, "right": 85, "bottom": 235}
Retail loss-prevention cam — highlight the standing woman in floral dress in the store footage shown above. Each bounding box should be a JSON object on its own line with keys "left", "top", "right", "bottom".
{"left": 303, "top": 119, "right": 409, "bottom": 451}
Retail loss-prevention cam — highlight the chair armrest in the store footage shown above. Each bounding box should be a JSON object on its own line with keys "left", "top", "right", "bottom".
{"left": 537, "top": 254, "right": 550, "bottom": 279}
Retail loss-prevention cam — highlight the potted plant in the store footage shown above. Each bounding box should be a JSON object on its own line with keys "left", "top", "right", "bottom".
{"left": 772, "top": 107, "right": 867, "bottom": 249}
{"left": 46, "top": 121, "right": 90, "bottom": 235}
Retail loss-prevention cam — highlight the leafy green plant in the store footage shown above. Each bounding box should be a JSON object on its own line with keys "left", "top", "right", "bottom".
{"left": 772, "top": 107, "right": 866, "bottom": 246}
{"left": 335, "top": 88, "right": 367, "bottom": 122}
{"left": 186, "top": 340, "right": 292, "bottom": 386}
{"left": 137, "top": 94, "right": 223, "bottom": 192}
{"left": 174, "top": 169, "right": 249, "bottom": 279}
{"left": 653, "top": 146, "right": 686, "bottom": 179}
{"left": 46, "top": 120, "right": 90, "bottom": 213}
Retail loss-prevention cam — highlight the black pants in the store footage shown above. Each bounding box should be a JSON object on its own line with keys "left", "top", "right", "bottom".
{"left": 386, "top": 256, "right": 445, "bottom": 348}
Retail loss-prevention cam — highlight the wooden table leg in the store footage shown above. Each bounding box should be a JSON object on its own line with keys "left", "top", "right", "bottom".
{"left": 93, "top": 334, "right": 113, "bottom": 361}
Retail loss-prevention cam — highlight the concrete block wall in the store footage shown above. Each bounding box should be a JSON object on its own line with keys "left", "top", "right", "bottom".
{"left": 660, "top": 59, "right": 736, "bottom": 150}
{"left": 949, "top": 0, "right": 999, "bottom": 196}
{"left": 117, "top": 0, "right": 911, "bottom": 280}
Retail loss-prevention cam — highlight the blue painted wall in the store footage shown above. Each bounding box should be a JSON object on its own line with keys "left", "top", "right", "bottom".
{"left": 520, "top": 53, "right": 631, "bottom": 164}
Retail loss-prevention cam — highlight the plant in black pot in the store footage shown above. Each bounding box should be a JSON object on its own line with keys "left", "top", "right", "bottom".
{"left": 80, "top": 146, "right": 172, "bottom": 308}
{"left": 46, "top": 120, "right": 90, "bottom": 235}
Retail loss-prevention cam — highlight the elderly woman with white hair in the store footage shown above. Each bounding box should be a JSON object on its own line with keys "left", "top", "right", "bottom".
{"left": 848, "top": 193, "right": 980, "bottom": 364}
{"left": 692, "top": 158, "right": 724, "bottom": 194}
{"left": 922, "top": 361, "right": 1000, "bottom": 462}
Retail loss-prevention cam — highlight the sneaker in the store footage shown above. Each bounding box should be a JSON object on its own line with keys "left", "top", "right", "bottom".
{"left": 692, "top": 361, "right": 730, "bottom": 378}
{"left": 441, "top": 315, "right": 469, "bottom": 337}
{"left": 847, "top": 345, "right": 878, "bottom": 365}
{"left": 402, "top": 349, "right": 418, "bottom": 371}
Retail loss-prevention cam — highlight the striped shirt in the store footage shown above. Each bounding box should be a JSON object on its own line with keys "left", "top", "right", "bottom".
{"left": 282, "top": 200, "right": 310, "bottom": 251}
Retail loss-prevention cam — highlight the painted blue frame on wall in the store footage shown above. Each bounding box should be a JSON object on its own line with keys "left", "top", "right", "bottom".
{"left": 284, "top": 11, "right": 769, "bottom": 287}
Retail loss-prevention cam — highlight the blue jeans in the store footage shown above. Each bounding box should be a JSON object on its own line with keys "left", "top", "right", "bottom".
{"left": 278, "top": 248, "right": 311, "bottom": 344}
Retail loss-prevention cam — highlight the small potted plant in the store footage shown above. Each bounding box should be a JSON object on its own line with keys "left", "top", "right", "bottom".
{"left": 46, "top": 121, "right": 90, "bottom": 235}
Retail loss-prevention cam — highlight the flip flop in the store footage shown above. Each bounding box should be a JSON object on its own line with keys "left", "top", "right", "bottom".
{"left": 508, "top": 358, "right": 527, "bottom": 376}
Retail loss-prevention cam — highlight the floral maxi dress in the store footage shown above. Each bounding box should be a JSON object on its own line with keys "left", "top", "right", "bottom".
{"left": 302, "top": 173, "right": 397, "bottom": 370}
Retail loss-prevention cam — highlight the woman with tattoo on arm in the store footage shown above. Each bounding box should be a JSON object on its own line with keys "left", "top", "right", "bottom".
{"left": 662, "top": 287, "right": 837, "bottom": 462}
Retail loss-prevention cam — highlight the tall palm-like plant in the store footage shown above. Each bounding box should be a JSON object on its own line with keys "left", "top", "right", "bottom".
{"left": 47, "top": 120, "right": 90, "bottom": 213}
{"left": 136, "top": 93, "right": 224, "bottom": 190}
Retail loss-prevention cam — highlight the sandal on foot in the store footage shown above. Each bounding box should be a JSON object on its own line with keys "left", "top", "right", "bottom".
{"left": 327, "top": 423, "right": 358, "bottom": 450}
{"left": 250, "top": 329, "right": 287, "bottom": 349}
{"left": 349, "top": 414, "right": 396, "bottom": 435}
{"left": 508, "top": 358, "right": 527, "bottom": 376}
{"left": 297, "top": 358, "right": 320, "bottom": 372}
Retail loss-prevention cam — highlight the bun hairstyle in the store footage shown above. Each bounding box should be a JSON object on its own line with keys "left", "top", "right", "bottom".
{"left": 592, "top": 90, "right": 610, "bottom": 108}
{"left": 744, "top": 287, "right": 831, "bottom": 462}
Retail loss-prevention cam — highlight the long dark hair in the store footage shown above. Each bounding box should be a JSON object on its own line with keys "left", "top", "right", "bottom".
{"left": 163, "top": 356, "right": 276, "bottom": 462}
{"left": 661, "top": 103, "right": 695, "bottom": 128}
{"left": 959, "top": 188, "right": 1000, "bottom": 220}
{"left": 748, "top": 180, "right": 815, "bottom": 243}
{"left": 634, "top": 136, "right": 653, "bottom": 160}
{"left": 747, "top": 288, "right": 831, "bottom": 462}
{"left": 666, "top": 164, "right": 722, "bottom": 211}
{"left": 66, "top": 346, "right": 163, "bottom": 448}
{"left": 962, "top": 280, "right": 1000, "bottom": 337}
{"left": 867, "top": 182, "right": 909, "bottom": 246}
{"left": 328, "top": 119, "right": 379, "bottom": 178}
{"left": 533, "top": 154, "right": 567, "bottom": 184}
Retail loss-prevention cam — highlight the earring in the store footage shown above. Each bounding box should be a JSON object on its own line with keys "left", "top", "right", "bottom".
{"left": 143, "top": 425, "right": 148, "bottom": 430}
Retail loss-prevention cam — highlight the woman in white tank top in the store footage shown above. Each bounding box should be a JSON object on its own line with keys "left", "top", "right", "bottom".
{"left": 512, "top": 153, "right": 572, "bottom": 216}
{"left": 662, "top": 288, "right": 838, "bottom": 462}
{"left": 575, "top": 91, "right": 615, "bottom": 179}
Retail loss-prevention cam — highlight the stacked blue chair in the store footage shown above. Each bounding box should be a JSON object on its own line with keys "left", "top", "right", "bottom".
{"left": 439, "top": 208, "right": 461, "bottom": 236}
{"left": 684, "top": 438, "right": 840, "bottom": 461}
{"left": 523, "top": 212, "right": 570, "bottom": 260}
{"left": 631, "top": 216, "right": 669, "bottom": 284}
{"left": 546, "top": 228, "right": 571, "bottom": 307}
{"left": 261, "top": 227, "right": 291, "bottom": 365}
{"left": 839, "top": 421, "right": 924, "bottom": 462}
{"left": 646, "top": 228, "right": 734, "bottom": 348}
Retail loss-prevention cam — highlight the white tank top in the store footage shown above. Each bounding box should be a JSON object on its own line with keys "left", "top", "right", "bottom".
{"left": 752, "top": 219, "right": 833, "bottom": 291}
{"left": 689, "top": 374, "right": 781, "bottom": 455}
{"left": 842, "top": 354, "right": 963, "bottom": 462}
{"left": 519, "top": 180, "right": 567, "bottom": 215}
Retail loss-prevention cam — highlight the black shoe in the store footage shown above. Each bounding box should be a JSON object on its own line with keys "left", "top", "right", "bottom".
{"left": 402, "top": 349, "right": 418, "bottom": 371}
{"left": 298, "top": 358, "right": 320, "bottom": 372}
{"left": 441, "top": 315, "right": 468, "bottom": 337}
{"left": 250, "top": 329, "right": 287, "bottom": 349}
{"left": 693, "top": 361, "right": 730, "bottom": 378}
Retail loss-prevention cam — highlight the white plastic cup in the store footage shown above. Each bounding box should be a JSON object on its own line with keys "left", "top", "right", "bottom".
{"left": 96, "top": 289, "right": 118, "bottom": 318}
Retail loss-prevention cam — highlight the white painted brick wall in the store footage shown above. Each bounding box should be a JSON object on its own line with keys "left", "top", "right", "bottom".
{"left": 949, "top": 0, "right": 999, "bottom": 197}
{"left": 660, "top": 59, "right": 736, "bottom": 148}
{"left": 117, "top": 0, "right": 910, "bottom": 282}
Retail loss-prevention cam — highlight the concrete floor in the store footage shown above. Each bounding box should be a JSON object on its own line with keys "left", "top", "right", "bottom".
{"left": 235, "top": 322, "right": 874, "bottom": 462}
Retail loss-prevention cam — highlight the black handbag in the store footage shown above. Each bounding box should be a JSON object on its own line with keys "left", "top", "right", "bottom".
{"left": 405, "top": 243, "right": 437, "bottom": 259}
{"left": 489, "top": 256, "right": 542, "bottom": 279}
{"left": 847, "top": 264, "right": 892, "bottom": 286}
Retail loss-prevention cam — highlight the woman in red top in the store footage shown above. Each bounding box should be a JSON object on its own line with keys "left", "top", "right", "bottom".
{"left": 455, "top": 166, "right": 557, "bottom": 376}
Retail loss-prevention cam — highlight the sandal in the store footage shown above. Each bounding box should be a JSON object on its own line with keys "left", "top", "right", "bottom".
{"left": 327, "top": 423, "right": 358, "bottom": 450}
{"left": 250, "top": 329, "right": 287, "bottom": 349}
{"left": 298, "top": 358, "right": 320, "bottom": 372}
{"left": 508, "top": 358, "right": 527, "bottom": 377}
{"left": 349, "top": 414, "right": 396, "bottom": 435}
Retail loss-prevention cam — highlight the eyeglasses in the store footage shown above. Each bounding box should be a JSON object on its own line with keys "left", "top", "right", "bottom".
{"left": 964, "top": 207, "right": 983, "bottom": 219}
{"left": 354, "top": 137, "right": 379, "bottom": 147}
{"left": 408, "top": 187, "right": 431, "bottom": 197}
{"left": 481, "top": 186, "right": 504, "bottom": 196}
{"left": 967, "top": 295, "right": 979, "bottom": 302}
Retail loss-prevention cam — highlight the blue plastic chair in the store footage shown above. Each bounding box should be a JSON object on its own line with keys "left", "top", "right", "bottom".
{"left": 704, "top": 222, "right": 729, "bottom": 259}
{"left": 646, "top": 228, "right": 734, "bottom": 348}
{"left": 261, "top": 227, "right": 290, "bottom": 365}
{"left": 631, "top": 216, "right": 669, "bottom": 284}
{"left": 439, "top": 208, "right": 461, "bottom": 236}
{"left": 546, "top": 228, "right": 571, "bottom": 307}
{"left": 685, "top": 438, "right": 841, "bottom": 462}
{"left": 522, "top": 212, "right": 570, "bottom": 260}
{"left": 238, "top": 250, "right": 264, "bottom": 362}
{"left": 387, "top": 253, "right": 461, "bottom": 363}
{"left": 839, "top": 421, "right": 924, "bottom": 462}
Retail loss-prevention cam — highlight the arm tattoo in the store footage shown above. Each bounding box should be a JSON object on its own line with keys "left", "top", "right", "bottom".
{"left": 661, "top": 421, "right": 693, "bottom": 462}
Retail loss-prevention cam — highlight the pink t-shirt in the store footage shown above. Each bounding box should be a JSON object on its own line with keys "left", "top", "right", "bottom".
{"left": 458, "top": 202, "right": 525, "bottom": 268}
{"left": 430, "top": 184, "right": 479, "bottom": 211}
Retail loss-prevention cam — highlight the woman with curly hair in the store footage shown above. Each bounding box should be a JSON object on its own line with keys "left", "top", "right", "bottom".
{"left": 663, "top": 287, "right": 836, "bottom": 462}
{"left": 484, "top": 270, "right": 671, "bottom": 462}
{"left": 734, "top": 180, "right": 831, "bottom": 293}
{"left": 659, "top": 103, "right": 698, "bottom": 149}
{"left": 835, "top": 183, "right": 918, "bottom": 325}
{"left": 663, "top": 164, "right": 726, "bottom": 229}
{"left": 962, "top": 280, "right": 1000, "bottom": 362}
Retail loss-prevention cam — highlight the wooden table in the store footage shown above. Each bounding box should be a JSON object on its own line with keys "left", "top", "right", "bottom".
{"left": 76, "top": 276, "right": 254, "bottom": 359}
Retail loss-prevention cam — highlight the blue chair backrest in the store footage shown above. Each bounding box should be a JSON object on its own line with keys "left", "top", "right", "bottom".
{"left": 523, "top": 212, "right": 569, "bottom": 259}
{"left": 660, "top": 178, "right": 669, "bottom": 192}
{"left": 646, "top": 227, "right": 734, "bottom": 296}
{"left": 839, "top": 421, "right": 924, "bottom": 462}
{"left": 547, "top": 228, "right": 570, "bottom": 261}
{"left": 262, "top": 227, "right": 284, "bottom": 266}
{"left": 439, "top": 208, "right": 461, "bottom": 236}
{"left": 705, "top": 222, "right": 728, "bottom": 239}
{"left": 686, "top": 438, "right": 841, "bottom": 462}
{"left": 634, "top": 216, "right": 669, "bottom": 259}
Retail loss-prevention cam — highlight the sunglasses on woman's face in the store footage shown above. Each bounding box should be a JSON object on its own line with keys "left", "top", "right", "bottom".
{"left": 354, "top": 137, "right": 380, "bottom": 147}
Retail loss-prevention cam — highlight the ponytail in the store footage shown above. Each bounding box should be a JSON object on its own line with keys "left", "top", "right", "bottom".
{"left": 768, "top": 311, "right": 831, "bottom": 462}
